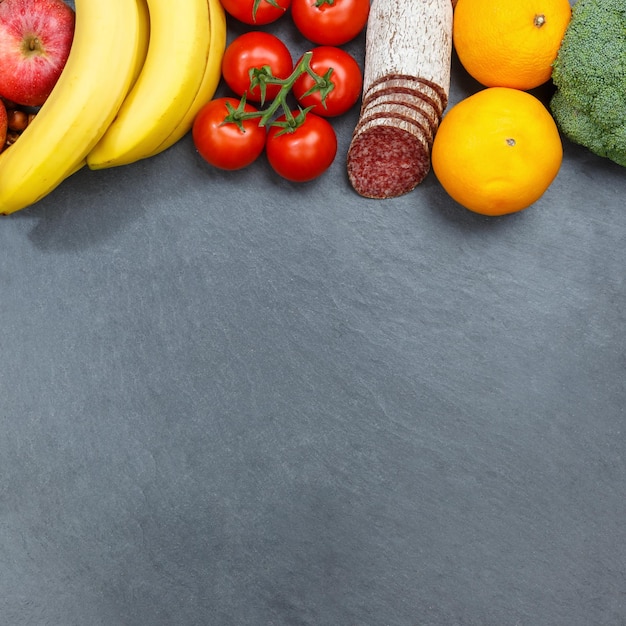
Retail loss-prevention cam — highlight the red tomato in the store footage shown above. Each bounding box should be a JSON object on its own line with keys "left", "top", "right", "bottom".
{"left": 291, "top": 0, "right": 370, "bottom": 46}
{"left": 220, "top": 0, "right": 291, "bottom": 25}
{"left": 221, "top": 32, "right": 293, "bottom": 103}
{"left": 293, "top": 47, "right": 363, "bottom": 117}
{"left": 266, "top": 112, "right": 337, "bottom": 182}
{"left": 192, "top": 97, "right": 266, "bottom": 171}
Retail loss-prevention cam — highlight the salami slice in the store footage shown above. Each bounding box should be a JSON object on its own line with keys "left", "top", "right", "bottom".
{"left": 358, "top": 84, "right": 445, "bottom": 139}
{"left": 347, "top": 112, "right": 433, "bottom": 199}
{"left": 363, "top": 75, "right": 447, "bottom": 117}
{"left": 347, "top": 125, "right": 431, "bottom": 199}
{"left": 353, "top": 102, "right": 436, "bottom": 145}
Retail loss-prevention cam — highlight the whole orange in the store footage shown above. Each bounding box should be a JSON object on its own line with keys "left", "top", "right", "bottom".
{"left": 431, "top": 87, "right": 563, "bottom": 216}
{"left": 453, "top": 0, "right": 571, "bottom": 90}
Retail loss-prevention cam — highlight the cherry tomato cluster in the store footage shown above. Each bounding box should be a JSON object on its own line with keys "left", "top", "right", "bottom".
{"left": 192, "top": 0, "right": 369, "bottom": 183}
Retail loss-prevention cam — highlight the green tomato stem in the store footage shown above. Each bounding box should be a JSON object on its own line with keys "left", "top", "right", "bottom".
{"left": 223, "top": 51, "right": 334, "bottom": 131}
{"left": 252, "top": 0, "right": 287, "bottom": 21}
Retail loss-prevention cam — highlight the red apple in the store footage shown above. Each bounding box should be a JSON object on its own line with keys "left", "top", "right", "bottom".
{"left": 0, "top": 0, "right": 75, "bottom": 107}
{"left": 0, "top": 99, "right": 7, "bottom": 151}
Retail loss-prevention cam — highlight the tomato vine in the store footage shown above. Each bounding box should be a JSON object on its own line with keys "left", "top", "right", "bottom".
{"left": 222, "top": 51, "right": 335, "bottom": 132}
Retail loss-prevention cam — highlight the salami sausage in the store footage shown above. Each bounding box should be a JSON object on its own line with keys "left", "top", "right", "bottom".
{"left": 347, "top": 0, "right": 453, "bottom": 199}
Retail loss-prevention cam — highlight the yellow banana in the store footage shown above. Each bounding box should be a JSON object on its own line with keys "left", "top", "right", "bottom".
{"left": 87, "top": 0, "right": 212, "bottom": 170}
{"left": 130, "top": 0, "right": 151, "bottom": 90}
{"left": 0, "top": 0, "right": 142, "bottom": 215}
{"left": 145, "top": 0, "right": 227, "bottom": 158}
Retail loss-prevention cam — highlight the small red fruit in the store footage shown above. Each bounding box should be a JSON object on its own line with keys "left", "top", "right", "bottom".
{"left": 0, "top": 99, "right": 7, "bottom": 150}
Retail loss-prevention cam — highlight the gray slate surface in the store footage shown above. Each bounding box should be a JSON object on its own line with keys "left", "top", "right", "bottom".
{"left": 1, "top": 3, "right": 625, "bottom": 625}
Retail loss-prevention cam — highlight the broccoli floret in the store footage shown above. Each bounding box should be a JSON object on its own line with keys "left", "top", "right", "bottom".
{"left": 550, "top": 0, "right": 626, "bottom": 167}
